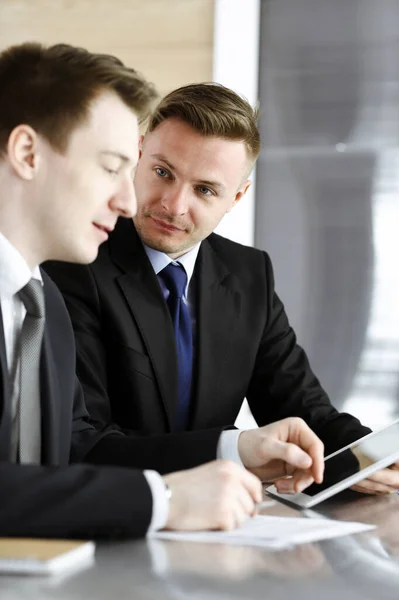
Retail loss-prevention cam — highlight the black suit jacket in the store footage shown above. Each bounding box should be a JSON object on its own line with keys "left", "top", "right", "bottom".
{"left": 45, "top": 218, "right": 370, "bottom": 456}
{"left": 0, "top": 271, "right": 221, "bottom": 539}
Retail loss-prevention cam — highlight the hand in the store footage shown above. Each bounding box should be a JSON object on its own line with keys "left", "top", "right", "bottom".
{"left": 163, "top": 460, "right": 262, "bottom": 531}
{"left": 238, "top": 417, "right": 324, "bottom": 493}
{"left": 350, "top": 457, "right": 399, "bottom": 494}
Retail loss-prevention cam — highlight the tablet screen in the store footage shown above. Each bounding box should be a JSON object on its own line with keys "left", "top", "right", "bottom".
{"left": 302, "top": 421, "right": 399, "bottom": 497}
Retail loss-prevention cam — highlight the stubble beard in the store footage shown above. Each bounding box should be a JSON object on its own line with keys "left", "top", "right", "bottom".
{"left": 134, "top": 213, "right": 197, "bottom": 257}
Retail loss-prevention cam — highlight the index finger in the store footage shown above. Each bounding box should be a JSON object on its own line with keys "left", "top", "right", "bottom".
{"left": 290, "top": 419, "right": 325, "bottom": 483}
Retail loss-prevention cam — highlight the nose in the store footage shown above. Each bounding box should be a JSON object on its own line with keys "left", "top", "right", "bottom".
{"left": 162, "top": 185, "right": 188, "bottom": 217}
{"left": 111, "top": 175, "right": 137, "bottom": 218}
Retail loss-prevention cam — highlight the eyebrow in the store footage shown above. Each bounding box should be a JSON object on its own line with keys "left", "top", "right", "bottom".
{"left": 150, "top": 153, "right": 226, "bottom": 192}
{"left": 151, "top": 153, "right": 176, "bottom": 172}
{"left": 100, "top": 151, "right": 133, "bottom": 163}
{"left": 197, "top": 178, "right": 225, "bottom": 193}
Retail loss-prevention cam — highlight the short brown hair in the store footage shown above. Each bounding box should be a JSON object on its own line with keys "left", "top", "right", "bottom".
{"left": 148, "top": 82, "right": 260, "bottom": 164}
{"left": 0, "top": 42, "right": 158, "bottom": 155}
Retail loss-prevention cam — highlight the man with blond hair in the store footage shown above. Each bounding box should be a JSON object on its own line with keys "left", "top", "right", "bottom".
{"left": 46, "top": 82, "right": 399, "bottom": 495}
{"left": 0, "top": 43, "right": 327, "bottom": 539}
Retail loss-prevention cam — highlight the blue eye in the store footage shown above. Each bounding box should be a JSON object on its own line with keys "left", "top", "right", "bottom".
{"left": 197, "top": 186, "right": 213, "bottom": 196}
{"left": 155, "top": 167, "right": 170, "bottom": 178}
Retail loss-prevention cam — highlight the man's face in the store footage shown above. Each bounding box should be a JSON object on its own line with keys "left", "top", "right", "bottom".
{"left": 133, "top": 118, "right": 251, "bottom": 258}
{"left": 35, "top": 92, "right": 139, "bottom": 264}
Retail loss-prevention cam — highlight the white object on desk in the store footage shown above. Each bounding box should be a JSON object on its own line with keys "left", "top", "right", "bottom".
{"left": 0, "top": 538, "right": 95, "bottom": 575}
{"left": 150, "top": 515, "right": 375, "bottom": 550}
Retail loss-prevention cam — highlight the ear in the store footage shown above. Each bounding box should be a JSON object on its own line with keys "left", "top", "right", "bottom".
{"left": 7, "top": 125, "right": 40, "bottom": 180}
{"left": 226, "top": 179, "right": 251, "bottom": 213}
{"left": 138, "top": 134, "right": 145, "bottom": 159}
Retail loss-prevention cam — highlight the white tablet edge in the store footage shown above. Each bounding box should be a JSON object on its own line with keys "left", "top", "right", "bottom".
{"left": 324, "top": 418, "right": 399, "bottom": 461}
{"left": 266, "top": 447, "right": 399, "bottom": 508}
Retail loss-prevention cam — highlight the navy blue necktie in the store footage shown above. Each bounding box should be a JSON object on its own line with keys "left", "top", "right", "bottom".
{"left": 159, "top": 263, "right": 193, "bottom": 430}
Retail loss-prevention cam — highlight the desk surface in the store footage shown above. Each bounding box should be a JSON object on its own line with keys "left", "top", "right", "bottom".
{"left": 1, "top": 490, "right": 399, "bottom": 600}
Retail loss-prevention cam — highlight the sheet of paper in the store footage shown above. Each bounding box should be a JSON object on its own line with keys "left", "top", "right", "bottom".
{"left": 151, "top": 515, "right": 375, "bottom": 550}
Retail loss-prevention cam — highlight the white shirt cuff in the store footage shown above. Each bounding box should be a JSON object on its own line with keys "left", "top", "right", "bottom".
{"left": 143, "top": 470, "right": 170, "bottom": 532}
{"left": 216, "top": 429, "right": 245, "bottom": 467}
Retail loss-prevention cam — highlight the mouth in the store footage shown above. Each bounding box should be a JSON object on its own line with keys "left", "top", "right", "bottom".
{"left": 151, "top": 216, "right": 184, "bottom": 233}
{"left": 93, "top": 222, "right": 115, "bottom": 238}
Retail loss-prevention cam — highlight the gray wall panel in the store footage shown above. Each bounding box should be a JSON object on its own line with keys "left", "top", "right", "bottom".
{"left": 256, "top": 0, "right": 399, "bottom": 427}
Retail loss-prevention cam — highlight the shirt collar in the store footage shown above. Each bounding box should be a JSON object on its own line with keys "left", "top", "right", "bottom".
{"left": 143, "top": 242, "right": 201, "bottom": 287}
{"left": 0, "top": 231, "right": 43, "bottom": 300}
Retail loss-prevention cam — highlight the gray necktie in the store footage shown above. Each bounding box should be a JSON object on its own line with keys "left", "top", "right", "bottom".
{"left": 17, "top": 278, "right": 45, "bottom": 464}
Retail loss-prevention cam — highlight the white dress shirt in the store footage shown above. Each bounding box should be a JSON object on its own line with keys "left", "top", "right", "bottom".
{"left": 0, "top": 231, "right": 43, "bottom": 461}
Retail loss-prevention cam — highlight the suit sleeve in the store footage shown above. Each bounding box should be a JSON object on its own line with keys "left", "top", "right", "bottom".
{"left": 66, "top": 357, "right": 222, "bottom": 476}
{"left": 68, "top": 365, "right": 223, "bottom": 473}
{"left": 0, "top": 461, "right": 152, "bottom": 539}
{"left": 246, "top": 252, "right": 371, "bottom": 455}
{"left": 0, "top": 331, "right": 220, "bottom": 540}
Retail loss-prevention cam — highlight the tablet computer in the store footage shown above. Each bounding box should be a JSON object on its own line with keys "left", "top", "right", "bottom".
{"left": 266, "top": 419, "right": 399, "bottom": 508}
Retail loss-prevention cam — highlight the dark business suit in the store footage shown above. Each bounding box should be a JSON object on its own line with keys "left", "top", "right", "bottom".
{"left": 45, "top": 218, "right": 370, "bottom": 456}
{"left": 0, "top": 271, "right": 222, "bottom": 539}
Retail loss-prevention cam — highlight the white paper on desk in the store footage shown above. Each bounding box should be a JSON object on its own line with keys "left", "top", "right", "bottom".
{"left": 151, "top": 516, "right": 376, "bottom": 550}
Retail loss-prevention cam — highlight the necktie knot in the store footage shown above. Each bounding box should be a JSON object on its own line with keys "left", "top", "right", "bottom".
{"left": 159, "top": 263, "right": 187, "bottom": 299}
{"left": 18, "top": 279, "right": 45, "bottom": 319}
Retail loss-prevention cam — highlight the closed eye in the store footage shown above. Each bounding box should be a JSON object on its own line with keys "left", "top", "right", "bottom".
{"left": 104, "top": 167, "right": 119, "bottom": 177}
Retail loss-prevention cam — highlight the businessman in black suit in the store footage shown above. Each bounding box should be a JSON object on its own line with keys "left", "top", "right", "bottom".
{"left": 46, "top": 83, "right": 399, "bottom": 495}
{"left": 0, "top": 43, "right": 331, "bottom": 540}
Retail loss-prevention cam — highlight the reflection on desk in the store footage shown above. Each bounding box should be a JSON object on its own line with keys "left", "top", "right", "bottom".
{"left": 147, "top": 494, "right": 399, "bottom": 600}
{"left": 1, "top": 493, "right": 399, "bottom": 600}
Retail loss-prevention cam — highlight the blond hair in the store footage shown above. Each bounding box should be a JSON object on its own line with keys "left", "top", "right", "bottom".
{"left": 148, "top": 82, "right": 260, "bottom": 164}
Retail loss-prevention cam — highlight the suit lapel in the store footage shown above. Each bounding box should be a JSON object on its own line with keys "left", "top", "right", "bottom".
{"left": 191, "top": 238, "right": 241, "bottom": 429}
{"left": 109, "top": 219, "right": 178, "bottom": 430}
{"left": 0, "top": 305, "right": 12, "bottom": 458}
